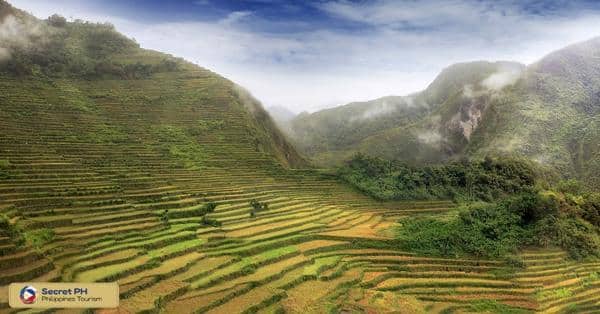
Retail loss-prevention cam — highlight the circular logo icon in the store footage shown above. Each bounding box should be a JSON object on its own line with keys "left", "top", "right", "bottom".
{"left": 19, "top": 285, "right": 37, "bottom": 304}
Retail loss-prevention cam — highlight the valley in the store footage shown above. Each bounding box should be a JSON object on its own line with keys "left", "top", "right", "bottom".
{"left": 0, "top": 1, "right": 599, "bottom": 313}
{"left": 0, "top": 59, "right": 598, "bottom": 314}
{"left": 284, "top": 44, "right": 600, "bottom": 189}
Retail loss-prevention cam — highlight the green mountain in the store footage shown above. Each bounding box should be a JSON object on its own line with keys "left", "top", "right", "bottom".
{"left": 287, "top": 61, "right": 525, "bottom": 166}
{"left": 2, "top": 2, "right": 600, "bottom": 313}
{"left": 0, "top": 1, "right": 305, "bottom": 170}
{"left": 285, "top": 39, "right": 600, "bottom": 187}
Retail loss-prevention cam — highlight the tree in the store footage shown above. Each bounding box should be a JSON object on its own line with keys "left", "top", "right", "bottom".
{"left": 47, "top": 14, "right": 67, "bottom": 27}
{"left": 249, "top": 199, "right": 268, "bottom": 218}
{"left": 156, "top": 58, "right": 178, "bottom": 72}
{"left": 201, "top": 215, "right": 222, "bottom": 227}
{"left": 160, "top": 210, "right": 170, "bottom": 228}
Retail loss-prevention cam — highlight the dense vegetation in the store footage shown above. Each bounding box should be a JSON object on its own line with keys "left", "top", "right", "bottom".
{"left": 338, "top": 154, "right": 550, "bottom": 201}
{"left": 0, "top": 7, "right": 180, "bottom": 79}
{"left": 398, "top": 191, "right": 600, "bottom": 259}
{"left": 340, "top": 154, "right": 600, "bottom": 259}
{"left": 2, "top": 1, "right": 600, "bottom": 311}
{"left": 280, "top": 38, "right": 600, "bottom": 189}
{"left": 0, "top": 1, "right": 304, "bottom": 169}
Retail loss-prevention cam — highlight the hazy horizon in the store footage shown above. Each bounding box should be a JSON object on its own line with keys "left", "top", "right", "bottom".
{"left": 8, "top": 0, "right": 600, "bottom": 113}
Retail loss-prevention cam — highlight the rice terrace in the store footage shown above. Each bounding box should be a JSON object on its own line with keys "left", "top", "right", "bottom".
{"left": 1, "top": 0, "right": 600, "bottom": 313}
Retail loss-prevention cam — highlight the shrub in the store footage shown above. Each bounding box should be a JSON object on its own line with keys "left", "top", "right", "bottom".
{"left": 249, "top": 199, "right": 268, "bottom": 218}
{"left": 93, "top": 61, "right": 125, "bottom": 78}
{"left": 532, "top": 217, "right": 600, "bottom": 260}
{"left": 25, "top": 228, "right": 55, "bottom": 248}
{"left": 583, "top": 272, "right": 599, "bottom": 288}
{"left": 397, "top": 201, "right": 524, "bottom": 257}
{"left": 155, "top": 58, "right": 179, "bottom": 72}
{"left": 397, "top": 191, "right": 600, "bottom": 259}
{"left": 468, "top": 299, "right": 528, "bottom": 314}
{"left": 0, "top": 159, "right": 9, "bottom": 179}
{"left": 68, "top": 58, "right": 95, "bottom": 77}
{"left": 85, "top": 24, "right": 135, "bottom": 58}
{"left": 506, "top": 191, "right": 559, "bottom": 225}
{"left": 396, "top": 217, "right": 462, "bottom": 257}
{"left": 202, "top": 202, "right": 222, "bottom": 228}
{"left": 204, "top": 202, "right": 217, "bottom": 213}
{"left": 457, "top": 203, "right": 523, "bottom": 256}
{"left": 338, "top": 154, "right": 541, "bottom": 202}
{"left": 160, "top": 210, "right": 170, "bottom": 228}
{"left": 1, "top": 214, "right": 24, "bottom": 245}
{"left": 582, "top": 193, "right": 600, "bottom": 227}
{"left": 123, "top": 62, "right": 153, "bottom": 79}
{"left": 0, "top": 215, "right": 9, "bottom": 230}
{"left": 504, "top": 255, "right": 525, "bottom": 268}
{"left": 154, "top": 296, "right": 166, "bottom": 311}
{"left": 201, "top": 216, "right": 222, "bottom": 227}
{"left": 557, "top": 179, "right": 584, "bottom": 195}
{"left": 0, "top": 159, "right": 9, "bottom": 168}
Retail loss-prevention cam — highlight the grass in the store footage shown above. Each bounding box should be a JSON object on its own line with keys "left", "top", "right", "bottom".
{"left": 582, "top": 271, "right": 599, "bottom": 287}
{"left": 87, "top": 124, "right": 129, "bottom": 143}
{"left": 147, "top": 238, "right": 205, "bottom": 259}
{"left": 468, "top": 299, "right": 530, "bottom": 313}
{"left": 193, "top": 119, "right": 225, "bottom": 133}
{"left": 303, "top": 256, "right": 342, "bottom": 276}
{"left": 75, "top": 256, "right": 151, "bottom": 282}
{"left": 247, "top": 246, "right": 298, "bottom": 263}
{"left": 190, "top": 246, "right": 298, "bottom": 289}
{"left": 152, "top": 125, "right": 208, "bottom": 170}
{"left": 536, "top": 287, "right": 573, "bottom": 300}
{"left": 77, "top": 230, "right": 197, "bottom": 261}
{"left": 24, "top": 228, "right": 55, "bottom": 248}
{"left": 0, "top": 159, "right": 10, "bottom": 179}
{"left": 1, "top": 5, "right": 599, "bottom": 314}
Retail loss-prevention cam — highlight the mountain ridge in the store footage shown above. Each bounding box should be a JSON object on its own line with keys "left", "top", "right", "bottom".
{"left": 282, "top": 38, "right": 600, "bottom": 187}
{"left": 0, "top": 1, "right": 306, "bottom": 169}
{"left": 285, "top": 60, "right": 526, "bottom": 165}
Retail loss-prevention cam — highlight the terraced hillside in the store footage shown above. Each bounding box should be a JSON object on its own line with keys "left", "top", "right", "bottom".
{"left": 1, "top": 4, "right": 600, "bottom": 314}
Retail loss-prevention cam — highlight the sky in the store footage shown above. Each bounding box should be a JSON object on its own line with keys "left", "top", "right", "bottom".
{"left": 8, "top": 0, "right": 600, "bottom": 113}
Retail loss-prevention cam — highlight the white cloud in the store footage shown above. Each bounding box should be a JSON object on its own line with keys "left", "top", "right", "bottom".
{"left": 7, "top": 0, "right": 600, "bottom": 113}
{"left": 417, "top": 129, "right": 442, "bottom": 145}
{"left": 0, "top": 13, "right": 55, "bottom": 61}
{"left": 220, "top": 11, "right": 253, "bottom": 26}
{"left": 482, "top": 63, "right": 524, "bottom": 91}
{"left": 319, "top": 0, "right": 488, "bottom": 28}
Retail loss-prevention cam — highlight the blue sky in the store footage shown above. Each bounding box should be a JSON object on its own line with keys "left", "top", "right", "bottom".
{"left": 8, "top": 0, "right": 600, "bottom": 112}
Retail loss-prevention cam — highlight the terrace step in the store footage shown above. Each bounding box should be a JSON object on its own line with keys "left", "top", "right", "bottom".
{"left": 0, "top": 258, "right": 54, "bottom": 285}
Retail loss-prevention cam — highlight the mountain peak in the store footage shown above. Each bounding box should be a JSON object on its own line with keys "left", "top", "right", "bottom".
{"left": 424, "top": 61, "right": 525, "bottom": 105}
{"left": 532, "top": 36, "right": 600, "bottom": 79}
{"left": 284, "top": 37, "right": 600, "bottom": 186}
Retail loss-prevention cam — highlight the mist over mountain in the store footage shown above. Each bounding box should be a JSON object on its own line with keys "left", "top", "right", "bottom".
{"left": 2, "top": 1, "right": 600, "bottom": 313}
{"left": 267, "top": 105, "right": 296, "bottom": 123}
{"left": 283, "top": 61, "right": 525, "bottom": 164}
{"left": 282, "top": 38, "right": 600, "bottom": 187}
{"left": 0, "top": 0, "right": 305, "bottom": 170}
